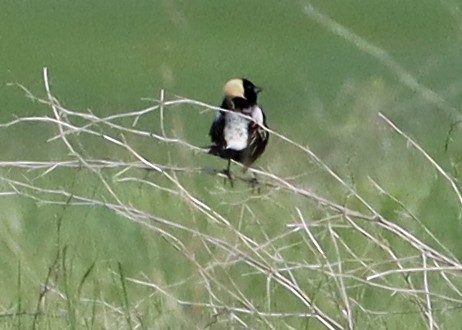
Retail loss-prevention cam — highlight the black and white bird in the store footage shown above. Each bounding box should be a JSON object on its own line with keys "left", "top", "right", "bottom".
{"left": 208, "top": 78, "right": 269, "bottom": 181}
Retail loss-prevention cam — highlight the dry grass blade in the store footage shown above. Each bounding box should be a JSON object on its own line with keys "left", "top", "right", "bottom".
{"left": 1, "top": 65, "right": 462, "bottom": 329}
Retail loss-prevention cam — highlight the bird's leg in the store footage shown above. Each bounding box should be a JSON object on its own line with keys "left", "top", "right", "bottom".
{"left": 248, "top": 171, "right": 260, "bottom": 193}
{"left": 222, "top": 159, "right": 234, "bottom": 187}
{"left": 242, "top": 164, "right": 259, "bottom": 192}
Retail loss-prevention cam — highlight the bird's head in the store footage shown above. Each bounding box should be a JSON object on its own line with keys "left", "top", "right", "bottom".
{"left": 223, "top": 78, "right": 262, "bottom": 106}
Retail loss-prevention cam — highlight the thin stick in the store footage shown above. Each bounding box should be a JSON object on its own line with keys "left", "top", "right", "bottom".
{"left": 379, "top": 112, "right": 462, "bottom": 207}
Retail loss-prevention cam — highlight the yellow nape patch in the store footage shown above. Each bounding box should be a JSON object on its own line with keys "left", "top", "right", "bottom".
{"left": 223, "top": 79, "right": 245, "bottom": 99}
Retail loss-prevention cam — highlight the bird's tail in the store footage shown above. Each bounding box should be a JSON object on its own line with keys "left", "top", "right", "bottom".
{"left": 203, "top": 145, "right": 221, "bottom": 156}
{"left": 204, "top": 145, "right": 239, "bottom": 161}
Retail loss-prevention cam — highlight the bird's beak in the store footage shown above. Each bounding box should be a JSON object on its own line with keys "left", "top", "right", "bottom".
{"left": 254, "top": 86, "right": 263, "bottom": 94}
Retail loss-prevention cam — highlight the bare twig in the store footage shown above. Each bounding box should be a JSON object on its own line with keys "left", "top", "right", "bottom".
{"left": 2, "top": 68, "right": 462, "bottom": 328}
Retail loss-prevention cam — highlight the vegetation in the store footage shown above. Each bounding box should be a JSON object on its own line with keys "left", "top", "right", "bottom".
{"left": 1, "top": 1, "right": 462, "bottom": 329}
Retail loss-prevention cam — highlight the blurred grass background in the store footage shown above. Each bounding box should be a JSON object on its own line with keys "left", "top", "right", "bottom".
{"left": 2, "top": 0, "right": 462, "bottom": 329}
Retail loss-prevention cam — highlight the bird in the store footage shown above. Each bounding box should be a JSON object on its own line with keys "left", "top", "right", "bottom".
{"left": 207, "top": 78, "right": 269, "bottom": 185}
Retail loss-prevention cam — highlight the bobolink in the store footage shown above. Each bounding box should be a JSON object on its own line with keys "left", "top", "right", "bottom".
{"left": 208, "top": 78, "right": 269, "bottom": 181}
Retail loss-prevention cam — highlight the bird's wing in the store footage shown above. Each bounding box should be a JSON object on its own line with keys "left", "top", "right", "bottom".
{"left": 250, "top": 106, "right": 268, "bottom": 142}
{"left": 209, "top": 111, "right": 226, "bottom": 144}
{"left": 244, "top": 106, "right": 269, "bottom": 167}
{"left": 251, "top": 105, "right": 265, "bottom": 126}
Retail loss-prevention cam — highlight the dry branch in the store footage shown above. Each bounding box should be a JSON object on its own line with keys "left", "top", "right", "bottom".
{"left": 1, "top": 67, "right": 462, "bottom": 329}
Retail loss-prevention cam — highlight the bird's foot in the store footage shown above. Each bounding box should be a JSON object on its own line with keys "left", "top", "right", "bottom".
{"left": 248, "top": 177, "right": 261, "bottom": 193}
{"left": 222, "top": 169, "right": 234, "bottom": 187}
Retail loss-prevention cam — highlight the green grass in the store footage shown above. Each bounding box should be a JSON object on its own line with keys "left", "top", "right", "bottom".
{"left": 1, "top": 1, "right": 462, "bottom": 329}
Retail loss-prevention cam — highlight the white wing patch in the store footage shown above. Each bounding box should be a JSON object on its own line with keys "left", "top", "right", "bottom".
{"left": 224, "top": 112, "right": 249, "bottom": 151}
{"left": 213, "top": 111, "right": 223, "bottom": 122}
{"left": 250, "top": 106, "right": 264, "bottom": 126}
{"left": 222, "top": 106, "right": 264, "bottom": 151}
